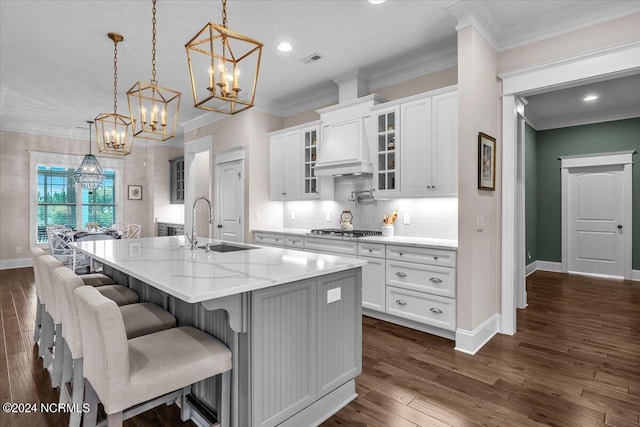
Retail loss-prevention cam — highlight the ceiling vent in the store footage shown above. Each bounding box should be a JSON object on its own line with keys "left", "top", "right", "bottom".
{"left": 300, "top": 53, "right": 323, "bottom": 64}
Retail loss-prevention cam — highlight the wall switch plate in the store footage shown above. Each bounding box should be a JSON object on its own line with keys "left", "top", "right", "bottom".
{"left": 290, "top": 211, "right": 296, "bottom": 221}
{"left": 326, "top": 211, "right": 331, "bottom": 222}
{"left": 255, "top": 211, "right": 262, "bottom": 221}
{"left": 15, "top": 246, "right": 22, "bottom": 254}
{"left": 327, "top": 287, "right": 341, "bottom": 304}
{"left": 476, "top": 216, "right": 484, "bottom": 231}
{"left": 403, "top": 214, "right": 411, "bottom": 225}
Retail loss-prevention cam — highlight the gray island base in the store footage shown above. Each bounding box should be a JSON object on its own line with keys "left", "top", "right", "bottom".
{"left": 71, "top": 236, "right": 365, "bottom": 427}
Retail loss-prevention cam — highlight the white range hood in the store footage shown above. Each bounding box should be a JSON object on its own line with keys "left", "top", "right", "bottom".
{"left": 314, "top": 94, "right": 386, "bottom": 177}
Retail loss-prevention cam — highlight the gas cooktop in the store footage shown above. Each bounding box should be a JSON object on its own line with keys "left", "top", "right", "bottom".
{"left": 309, "top": 229, "right": 382, "bottom": 238}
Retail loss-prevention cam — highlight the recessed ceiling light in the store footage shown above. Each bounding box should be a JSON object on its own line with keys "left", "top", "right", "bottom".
{"left": 368, "top": 0, "right": 386, "bottom": 4}
{"left": 277, "top": 42, "right": 292, "bottom": 52}
{"left": 583, "top": 95, "right": 598, "bottom": 102}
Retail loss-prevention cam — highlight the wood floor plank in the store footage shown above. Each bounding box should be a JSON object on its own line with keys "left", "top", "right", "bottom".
{"left": 2, "top": 267, "right": 640, "bottom": 426}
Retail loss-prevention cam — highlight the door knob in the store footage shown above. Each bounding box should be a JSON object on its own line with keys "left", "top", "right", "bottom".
{"left": 617, "top": 225, "right": 623, "bottom": 229}
{"left": 217, "top": 224, "right": 223, "bottom": 228}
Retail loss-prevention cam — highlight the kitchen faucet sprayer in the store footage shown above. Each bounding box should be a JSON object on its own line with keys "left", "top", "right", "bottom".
{"left": 187, "top": 196, "right": 214, "bottom": 250}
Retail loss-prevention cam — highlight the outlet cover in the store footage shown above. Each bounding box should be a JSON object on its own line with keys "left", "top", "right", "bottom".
{"left": 325, "top": 211, "right": 331, "bottom": 222}
{"left": 403, "top": 214, "right": 410, "bottom": 225}
{"left": 290, "top": 211, "right": 296, "bottom": 221}
{"left": 327, "top": 287, "right": 341, "bottom": 304}
{"left": 476, "top": 216, "right": 484, "bottom": 231}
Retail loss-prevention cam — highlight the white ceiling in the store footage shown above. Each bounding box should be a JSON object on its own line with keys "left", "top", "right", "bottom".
{"left": 525, "top": 73, "right": 640, "bottom": 130}
{"left": 1, "top": 0, "right": 639, "bottom": 140}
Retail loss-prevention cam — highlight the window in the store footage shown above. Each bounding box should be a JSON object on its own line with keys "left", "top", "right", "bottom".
{"left": 37, "top": 166, "right": 117, "bottom": 242}
{"left": 30, "top": 151, "right": 124, "bottom": 247}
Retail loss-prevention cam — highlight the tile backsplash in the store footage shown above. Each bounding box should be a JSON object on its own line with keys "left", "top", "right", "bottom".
{"left": 282, "top": 175, "right": 457, "bottom": 240}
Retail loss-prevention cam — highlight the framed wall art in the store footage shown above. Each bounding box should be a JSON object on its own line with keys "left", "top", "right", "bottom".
{"left": 478, "top": 132, "right": 496, "bottom": 191}
{"left": 128, "top": 185, "right": 142, "bottom": 200}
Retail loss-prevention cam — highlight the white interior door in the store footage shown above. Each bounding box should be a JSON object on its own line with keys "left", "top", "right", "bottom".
{"left": 568, "top": 165, "right": 625, "bottom": 277}
{"left": 216, "top": 159, "right": 244, "bottom": 242}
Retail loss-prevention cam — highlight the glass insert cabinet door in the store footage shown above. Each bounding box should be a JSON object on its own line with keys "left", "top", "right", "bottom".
{"left": 303, "top": 128, "right": 318, "bottom": 195}
{"left": 376, "top": 109, "right": 396, "bottom": 191}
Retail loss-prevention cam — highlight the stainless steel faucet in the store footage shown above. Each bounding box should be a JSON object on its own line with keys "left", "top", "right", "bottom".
{"left": 187, "top": 196, "right": 214, "bottom": 250}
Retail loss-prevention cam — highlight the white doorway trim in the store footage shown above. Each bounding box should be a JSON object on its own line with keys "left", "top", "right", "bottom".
{"left": 214, "top": 147, "right": 245, "bottom": 242}
{"left": 560, "top": 151, "right": 635, "bottom": 280}
{"left": 499, "top": 41, "right": 640, "bottom": 336}
{"left": 184, "top": 136, "right": 213, "bottom": 239}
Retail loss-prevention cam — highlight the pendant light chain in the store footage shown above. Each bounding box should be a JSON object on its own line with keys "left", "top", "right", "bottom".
{"left": 222, "top": 0, "right": 227, "bottom": 27}
{"left": 151, "top": 0, "right": 157, "bottom": 85}
{"left": 113, "top": 38, "right": 119, "bottom": 114}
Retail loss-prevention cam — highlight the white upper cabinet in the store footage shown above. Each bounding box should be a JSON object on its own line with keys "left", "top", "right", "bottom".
{"left": 269, "top": 122, "right": 333, "bottom": 201}
{"left": 371, "top": 86, "right": 458, "bottom": 198}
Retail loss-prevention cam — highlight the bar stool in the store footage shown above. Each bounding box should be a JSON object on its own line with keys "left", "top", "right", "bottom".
{"left": 37, "top": 255, "right": 139, "bottom": 387}
{"left": 30, "top": 247, "right": 48, "bottom": 356}
{"left": 52, "top": 267, "right": 177, "bottom": 427}
{"left": 31, "top": 247, "right": 118, "bottom": 364}
{"left": 75, "top": 286, "right": 232, "bottom": 427}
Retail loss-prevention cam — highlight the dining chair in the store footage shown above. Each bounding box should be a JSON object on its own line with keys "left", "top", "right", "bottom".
{"left": 53, "top": 267, "right": 177, "bottom": 427}
{"left": 49, "top": 231, "right": 76, "bottom": 267}
{"left": 75, "top": 286, "right": 232, "bottom": 427}
{"left": 123, "top": 224, "right": 141, "bottom": 239}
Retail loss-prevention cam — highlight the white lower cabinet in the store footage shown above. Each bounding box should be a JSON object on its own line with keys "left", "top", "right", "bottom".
{"left": 360, "top": 256, "right": 385, "bottom": 312}
{"left": 252, "top": 231, "right": 457, "bottom": 337}
{"left": 386, "top": 286, "right": 456, "bottom": 331}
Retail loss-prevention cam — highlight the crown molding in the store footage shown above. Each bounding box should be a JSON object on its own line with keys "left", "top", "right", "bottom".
{"left": 498, "top": 3, "right": 640, "bottom": 52}
{"left": 180, "top": 110, "right": 227, "bottom": 134}
{"left": 367, "top": 47, "right": 458, "bottom": 92}
{"left": 274, "top": 85, "right": 339, "bottom": 118}
{"left": 447, "top": 1, "right": 500, "bottom": 51}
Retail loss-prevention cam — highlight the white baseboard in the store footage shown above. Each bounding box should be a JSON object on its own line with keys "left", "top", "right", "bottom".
{"left": 525, "top": 261, "right": 537, "bottom": 277}
{"left": 633, "top": 270, "right": 640, "bottom": 281}
{"left": 536, "top": 260, "right": 562, "bottom": 273}
{"left": 454, "top": 313, "right": 501, "bottom": 355}
{"left": 0, "top": 257, "right": 32, "bottom": 270}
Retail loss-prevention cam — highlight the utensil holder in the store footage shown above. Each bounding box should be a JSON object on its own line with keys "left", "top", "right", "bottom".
{"left": 381, "top": 224, "right": 394, "bottom": 237}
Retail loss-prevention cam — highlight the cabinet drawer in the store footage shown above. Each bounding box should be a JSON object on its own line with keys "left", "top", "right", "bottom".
{"left": 386, "top": 245, "right": 456, "bottom": 267}
{"left": 386, "top": 286, "right": 456, "bottom": 331}
{"left": 357, "top": 242, "right": 385, "bottom": 259}
{"left": 386, "top": 260, "right": 455, "bottom": 298}
{"left": 254, "top": 232, "right": 285, "bottom": 247}
{"left": 285, "top": 235, "right": 304, "bottom": 248}
{"left": 304, "top": 237, "right": 357, "bottom": 256}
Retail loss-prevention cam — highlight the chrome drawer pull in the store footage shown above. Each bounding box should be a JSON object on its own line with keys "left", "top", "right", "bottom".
{"left": 429, "top": 277, "right": 442, "bottom": 284}
{"left": 396, "top": 300, "right": 407, "bottom": 306}
{"left": 430, "top": 308, "right": 443, "bottom": 314}
{"left": 395, "top": 272, "right": 407, "bottom": 278}
{"left": 433, "top": 256, "right": 438, "bottom": 260}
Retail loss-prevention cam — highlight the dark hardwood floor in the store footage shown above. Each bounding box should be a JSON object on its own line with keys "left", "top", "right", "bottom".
{"left": 1, "top": 268, "right": 638, "bottom": 426}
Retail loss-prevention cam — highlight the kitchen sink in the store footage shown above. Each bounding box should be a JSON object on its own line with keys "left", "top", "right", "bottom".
{"left": 197, "top": 243, "right": 258, "bottom": 252}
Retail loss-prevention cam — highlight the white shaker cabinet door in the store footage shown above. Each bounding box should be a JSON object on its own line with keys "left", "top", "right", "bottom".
{"left": 400, "top": 97, "right": 432, "bottom": 197}
{"left": 360, "top": 256, "right": 385, "bottom": 312}
{"left": 431, "top": 90, "right": 458, "bottom": 196}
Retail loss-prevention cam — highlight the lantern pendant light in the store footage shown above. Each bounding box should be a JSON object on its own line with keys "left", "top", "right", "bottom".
{"left": 74, "top": 120, "right": 105, "bottom": 195}
{"left": 95, "top": 32, "right": 134, "bottom": 156}
{"left": 127, "top": 0, "right": 181, "bottom": 141}
{"left": 185, "top": 0, "right": 263, "bottom": 115}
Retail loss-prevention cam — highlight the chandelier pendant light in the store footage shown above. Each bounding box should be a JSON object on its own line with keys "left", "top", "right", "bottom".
{"left": 185, "top": 0, "right": 263, "bottom": 115}
{"left": 95, "top": 32, "right": 134, "bottom": 156}
{"left": 127, "top": 0, "right": 181, "bottom": 141}
{"left": 74, "top": 120, "right": 105, "bottom": 195}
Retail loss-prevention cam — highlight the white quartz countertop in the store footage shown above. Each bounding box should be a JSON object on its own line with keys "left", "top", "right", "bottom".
{"left": 70, "top": 236, "right": 366, "bottom": 304}
{"left": 253, "top": 228, "right": 457, "bottom": 249}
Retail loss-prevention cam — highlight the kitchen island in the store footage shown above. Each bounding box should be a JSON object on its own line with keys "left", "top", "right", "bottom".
{"left": 70, "top": 236, "right": 366, "bottom": 427}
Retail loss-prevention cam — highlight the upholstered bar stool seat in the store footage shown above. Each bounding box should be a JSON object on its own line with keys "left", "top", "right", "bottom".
{"left": 53, "top": 267, "right": 178, "bottom": 427}
{"left": 75, "top": 286, "right": 231, "bottom": 427}
{"left": 93, "top": 285, "right": 139, "bottom": 307}
{"left": 79, "top": 274, "right": 115, "bottom": 287}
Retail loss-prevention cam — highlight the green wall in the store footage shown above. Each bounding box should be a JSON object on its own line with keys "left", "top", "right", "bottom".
{"left": 535, "top": 118, "right": 640, "bottom": 269}
{"left": 525, "top": 123, "right": 537, "bottom": 266}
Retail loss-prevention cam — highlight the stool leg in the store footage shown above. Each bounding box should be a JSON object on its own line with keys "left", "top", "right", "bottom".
{"left": 41, "top": 311, "right": 54, "bottom": 368}
{"left": 180, "top": 385, "right": 192, "bottom": 422}
{"left": 107, "top": 411, "right": 123, "bottom": 427}
{"left": 69, "top": 358, "right": 84, "bottom": 427}
{"left": 33, "top": 297, "right": 42, "bottom": 343}
{"left": 220, "top": 370, "right": 230, "bottom": 427}
{"left": 51, "top": 323, "right": 63, "bottom": 387}
{"left": 59, "top": 340, "right": 73, "bottom": 403}
{"left": 83, "top": 380, "right": 99, "bottom": 427}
